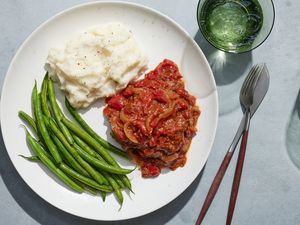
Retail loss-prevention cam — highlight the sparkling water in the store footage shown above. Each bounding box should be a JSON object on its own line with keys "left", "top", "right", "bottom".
{"left": 199, "top": 0, "right": 263, "bottom": 53}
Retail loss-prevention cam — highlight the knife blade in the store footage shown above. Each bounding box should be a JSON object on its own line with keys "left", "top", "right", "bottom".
{"left": 230, "top": 64, "right": 270, "bottom": 152}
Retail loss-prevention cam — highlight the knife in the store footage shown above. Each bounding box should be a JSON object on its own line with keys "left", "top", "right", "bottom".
{"left": 195, "top": 64, "right": 270, "bottom": 225}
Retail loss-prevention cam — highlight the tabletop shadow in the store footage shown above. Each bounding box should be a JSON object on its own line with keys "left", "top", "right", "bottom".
{"left": 286, "top": 89, "right": 300, "bottom": 169}
{"left": 0, "top": 129, "right": 204, "bottom": 225}
{"left": 194, "top": 30, "right": 253, "bottom": 115}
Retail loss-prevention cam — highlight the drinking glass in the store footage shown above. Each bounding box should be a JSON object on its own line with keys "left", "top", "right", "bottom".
{"left": 197, "top": 0, "right": 275, "bottom": 53}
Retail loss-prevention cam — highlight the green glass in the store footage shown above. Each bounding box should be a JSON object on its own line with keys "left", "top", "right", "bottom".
{"left": 197, "top": 0, "right": 275, "bottom": 53}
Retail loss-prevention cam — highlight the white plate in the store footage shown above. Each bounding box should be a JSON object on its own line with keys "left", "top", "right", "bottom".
{"left": 0, "top": 1, "right": 218, "bottom": 221}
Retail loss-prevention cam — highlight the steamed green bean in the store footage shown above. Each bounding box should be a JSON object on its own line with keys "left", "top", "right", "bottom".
{"left": 65, "top": 98, "right": 127, "bottom": 158}
{"left": 23, "top": 126, "right": 83, "bottom": 193}
{"left": 32, "top": 83, "right": 62, "bottom": 164}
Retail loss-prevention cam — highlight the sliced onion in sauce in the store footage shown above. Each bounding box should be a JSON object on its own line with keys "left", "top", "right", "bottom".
{"left": 156, "top": 99, "right": 180, "bottom": 124}
{"left": 123, "top": 122, "right": 139, "bottom": 144}
{"left": 120, "top": 110, "right": 130, "bottom": 123}
{"left": 163, "top": 153, "right": 179, "bottom": 162}
{"left": 145, "top": 114, "right": 154, "bottom": 133}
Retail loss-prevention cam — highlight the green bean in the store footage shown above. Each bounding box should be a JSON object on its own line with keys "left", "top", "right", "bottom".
{"left": 83, "top": 185, "right": 98, "bottom": 195}
{"left": 72, "top": 142, "right": 109, "bottom": 185}
{"left": 48, "top": 78, "right": 73, "bottom": 144}
{"left": 18, "top": 110, "right": 46, "bottom": 144}
{"left": 32, "top": 83, "right": 62, "bottom": 164}
{"left": 120, "top": 175, "right": 133, "bottom": 192}
{"left": 73, "top": 135, "right": 103, "bottom": 160}
{"left": 59, "top": 163, "right": 113, "bottom": 192}
{"left": 48, "top": 118, "right": 106, "bottom": 184}
{"left": 22, "top": 126, "right": 83, "bottom": 193}
{"left": 62, "top": 118, "right": 134, "bottom": 191}
{"left": 19, "top": 142, "right": 55, "bottom": 164}
{"left": 70, "top": 178, "right": 84, "bottom": 191}
{"left": 71, "top": 141, "right": 123, "bottom": 189}
{"left": 100, "top": 191, "right": 106, "bottom": 202}
{"left": 19, "top": 142, "right": 58, "bottom": 166}
{"left": 73, "top": 138, "right": 129, "bottom": 198}
{"left": 19, "top": 145, "right": 89, "bottom": 195}
{"left": 18, "top": 111, "right": 38, "bottom": 134}
{"left": 50, "top": 133, "right": 90, "bottom": 177}
{"left": 73, "top": 141, "right": 133, "bottom": 175}
{"left": 73, "top": 134, "right": 132, "bottom": 190}
{"left": 65, "top": 98, "right": 128, "bottom": 158}
{"left": 41, "top": 73, "right": 52, "bottom": 117}
{"left": 94, "top": 168, "right": 123, "bottom": 204}
{"left": 72, "top": 179, "right": 99, "bottom": 196}
{"left": 33, "top": 139, "right": 53, "bottom": 159}
{"left": 62, "top": 117, "right": 122, "bottom": 167}
{"left": 19, "top": 136, "right": 89, "bottom": 194}
{"left": 42, "top": 114, "right": 50, "bottom": 127}
{"left": 103, "top": 171, "right": 123, "bottom": 205}
{"left": 19, "top": 154, "right": 40, "bottom": 162}
{"left": 111, "top": 174, "right": 125, "bottom": 188}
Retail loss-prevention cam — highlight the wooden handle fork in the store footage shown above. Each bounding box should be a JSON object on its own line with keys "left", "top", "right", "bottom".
{"left": 226, "top": 115, "right": 250, "bottom": 225}
{"left": 195, "top": 151, "right": 234, "bottom": 225}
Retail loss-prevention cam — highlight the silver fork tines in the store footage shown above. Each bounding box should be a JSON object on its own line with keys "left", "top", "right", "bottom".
{"left": 241, "top": 65, "right": 259, "bottom": 96}
{"left": 240, "top": 64, "right": 264, "bottom": 107}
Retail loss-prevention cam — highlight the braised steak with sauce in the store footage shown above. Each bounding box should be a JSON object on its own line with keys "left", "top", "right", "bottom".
{"left": 104, "top": 59, "right": 200, "bottom": 177}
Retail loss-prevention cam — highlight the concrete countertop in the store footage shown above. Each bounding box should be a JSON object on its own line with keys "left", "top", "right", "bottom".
{"left": 1, "top": 0, "right": 299, "bottom": 224}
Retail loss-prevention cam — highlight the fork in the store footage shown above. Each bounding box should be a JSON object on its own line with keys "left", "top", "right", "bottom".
{"left": 195, "top": 65, "right": 262, "bottom": 225}
{"left": 225, "top": 65, "right": 262, "bottom": 225}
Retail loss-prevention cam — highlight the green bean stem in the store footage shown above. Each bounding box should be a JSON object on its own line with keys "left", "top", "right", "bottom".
{"left": 19, "top": 139, "right": 54, "bottom": 162}
{"left": 19, "top": 155, "right": 40, "bottom": 162}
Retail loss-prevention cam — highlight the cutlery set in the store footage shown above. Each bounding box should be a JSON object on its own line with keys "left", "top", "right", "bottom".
{"left": 196, "top": 64, "right": 270, "bottom": 225}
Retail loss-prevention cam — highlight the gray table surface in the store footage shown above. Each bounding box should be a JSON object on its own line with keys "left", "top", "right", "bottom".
{"left": 1, "top": 0, "right": 300, "bottom": 224}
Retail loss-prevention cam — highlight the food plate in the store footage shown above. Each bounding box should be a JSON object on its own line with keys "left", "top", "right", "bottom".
{"left": 0, "top": 1, "right": 218, "bottom": 221}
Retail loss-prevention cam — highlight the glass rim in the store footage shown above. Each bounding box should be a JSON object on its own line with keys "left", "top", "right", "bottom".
{"left": 196, "top": 0, "right": 276, "bottom": 54}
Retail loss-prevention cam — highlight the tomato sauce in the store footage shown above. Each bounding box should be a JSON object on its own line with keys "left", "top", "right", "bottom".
{"left": 104, "top": 59, "right": 200, "bottom": 177}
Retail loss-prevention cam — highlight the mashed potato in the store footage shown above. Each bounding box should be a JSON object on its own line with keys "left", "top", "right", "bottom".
{"left": 47, "top": 23, "right": 148, "bottom": 108}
